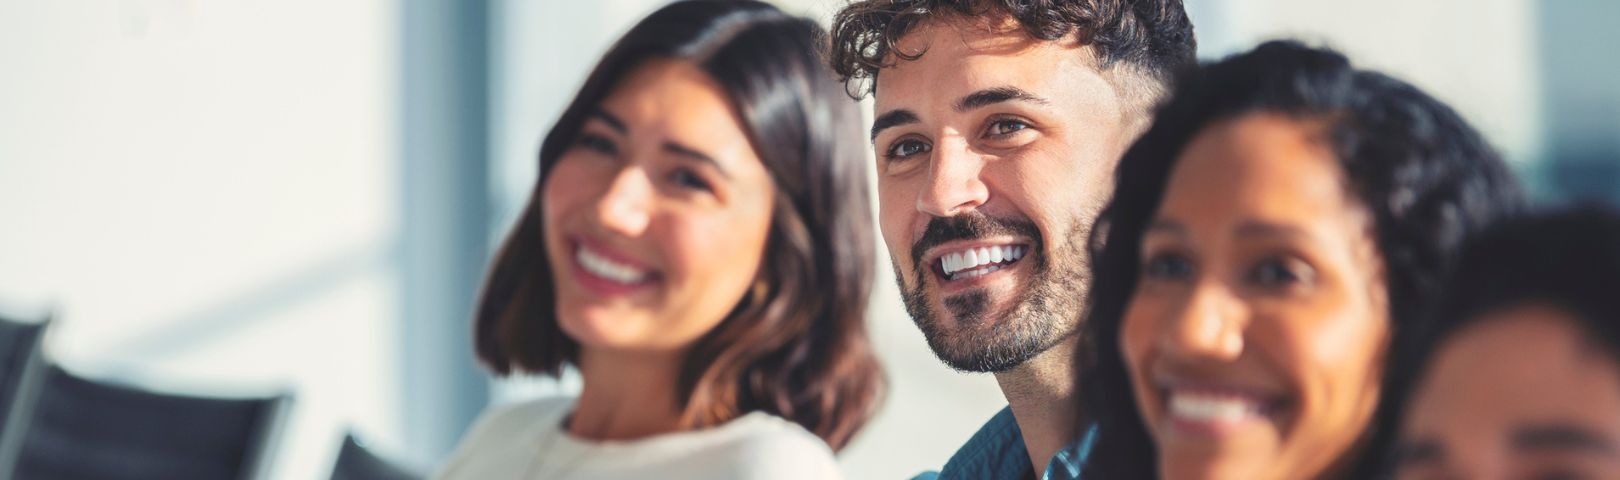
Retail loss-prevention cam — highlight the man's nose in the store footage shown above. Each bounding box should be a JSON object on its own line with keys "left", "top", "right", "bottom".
{"left": 916, "top": 137, "right": 989, "bottom": 217}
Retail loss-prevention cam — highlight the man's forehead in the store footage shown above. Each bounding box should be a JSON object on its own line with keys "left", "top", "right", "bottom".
{"left": 873, "top": 15, "right": 1100, "bottom": 111}
{"left": 892, "top": 13, "right": 1044, "bottom": 57}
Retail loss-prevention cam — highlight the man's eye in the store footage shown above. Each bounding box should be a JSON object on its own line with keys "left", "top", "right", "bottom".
{"left": 987, "top": 119, "right": 1030, "bottom": 136}
{"left": 885, "top": 139, "right": 931, "bottom": 160}
{"left": 1142, "top": 253, "right": 1194, "bottom": 281}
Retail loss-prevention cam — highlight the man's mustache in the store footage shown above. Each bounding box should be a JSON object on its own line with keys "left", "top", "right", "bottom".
{"left": 909, "top": 212, "right": 1042, "bottom": 271}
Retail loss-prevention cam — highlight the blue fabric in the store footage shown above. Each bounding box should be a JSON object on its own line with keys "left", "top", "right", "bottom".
{"left": 910, "top": 406, "right": 1097, "bottom": 480}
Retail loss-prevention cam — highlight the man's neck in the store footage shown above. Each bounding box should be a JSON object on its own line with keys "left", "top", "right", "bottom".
{"left": 993, "top": 336, "right": 1080, "bottom": 478}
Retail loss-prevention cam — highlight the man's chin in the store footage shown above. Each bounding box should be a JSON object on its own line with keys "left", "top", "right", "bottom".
{"left": 899, "top": 263, "right": 1072, "bottom": 373}
{"left": 924, "top": 328, "right": 1049, "bottom": 373}
{"left": 916, "top": 292, "right": 1053, "bottom": 373}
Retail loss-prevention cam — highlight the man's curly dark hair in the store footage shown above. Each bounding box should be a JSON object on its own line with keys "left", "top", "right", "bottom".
{"left": 828, "top": 0, "right": 1197, "bottom": 99}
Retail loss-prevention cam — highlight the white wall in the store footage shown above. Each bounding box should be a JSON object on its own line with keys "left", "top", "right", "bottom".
{"left": 0, "top": 1, "right": 403, "bottom": 478}
{"left": 1190, "top": 0, "right": 1543, "bottom": 164}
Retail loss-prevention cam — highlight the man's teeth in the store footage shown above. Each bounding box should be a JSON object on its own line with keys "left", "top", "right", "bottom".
{"left": 577, "top": 247, "right": 648, "bottom": 284}
{"left": 941, "top": 245, "right": 1026, "bottom": 278}
{"left": 1167, "top": 390, "right": 1266, "bottom": 423}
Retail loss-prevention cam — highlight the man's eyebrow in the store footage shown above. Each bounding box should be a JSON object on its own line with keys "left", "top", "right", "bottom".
{"left": 588, "top": 109, "right": 627, "bottom": 133}
{"left": 1512, "top": 423, "right": 1620, "bottom": 456}
{"left": 954, "top": 86, "right": 1051, "bottom": 113}
{"left": 868, "top": 86, "right": 1049, "bottom": 142}
{"left": 871, "top": 109, "right": 920, "bottom": 142}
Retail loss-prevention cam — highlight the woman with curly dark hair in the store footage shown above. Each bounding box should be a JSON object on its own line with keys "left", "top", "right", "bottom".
{"left": 1075, "top": 40, "right": 1523, "bottom": 479}
{"left": 434, "top": 1, "right": 883, "bottom": 478}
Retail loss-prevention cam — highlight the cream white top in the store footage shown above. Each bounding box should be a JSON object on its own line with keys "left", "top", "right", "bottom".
{"left": 433, "top": 396, "right": 845, "bottom": 480}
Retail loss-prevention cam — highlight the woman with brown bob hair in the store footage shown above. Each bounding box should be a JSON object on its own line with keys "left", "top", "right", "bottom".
{"left": 434, "top": 1, "right": 883, "bottom": 478}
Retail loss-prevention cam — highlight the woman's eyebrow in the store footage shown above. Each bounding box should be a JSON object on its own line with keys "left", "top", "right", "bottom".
{"left": 1394, "top": 437, "right": 1445, "bottom": 465}
{"left": 1145, "top": 219, "right": 1186, "bottom": 239}
{"left": 663, "top": 141, "right": 732, "bottom": 180}
{"left": 1233, "top": 220, "right": 1315, "bottom": 242}
{"left": 1513, "top": 423, "right": 1620, "bottom": 456}
{"left": 588, "top": 108, "right": 627, "bottom": 133}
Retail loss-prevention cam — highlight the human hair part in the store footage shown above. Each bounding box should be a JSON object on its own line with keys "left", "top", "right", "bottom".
{"left": 1076, "top": 40, "right": 1525, "bottom": 478}
{"left": 472, "top": 0, "right": 883, "bottom": 451}
{"left": 827, "top": 0, "right": 1197, "bottom": 103}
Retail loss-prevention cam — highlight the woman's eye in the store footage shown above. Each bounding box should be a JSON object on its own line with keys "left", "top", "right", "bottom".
{"left": 885, "top": 139, "right": 931, "bottom": 160}
{"left": 1531, "top": 470, "right": 1586, "bottom": 480}
{"left": 1248, "top": 257, "right": 1311, "bottom": 287}
{"left": 1142, "top": 253, "right": 1194, "bottom": 281}
{"left": 670, "top": 169, "right": 713, "bottom": 193}
{"left": 576, "top": 133, "right": 618, "bottom": 156}
{"left": 987, "top": 119, "right": 1030, "bottom": 136}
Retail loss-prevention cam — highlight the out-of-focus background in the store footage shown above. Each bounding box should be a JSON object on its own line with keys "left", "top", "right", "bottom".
{"left": 1, "top": 0, "right": 1615, "bottom": 478}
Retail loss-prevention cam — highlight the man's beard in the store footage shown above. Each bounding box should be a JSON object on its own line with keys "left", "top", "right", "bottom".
{"left": 896, "top": 212, "right": 1092, "bottom": 373}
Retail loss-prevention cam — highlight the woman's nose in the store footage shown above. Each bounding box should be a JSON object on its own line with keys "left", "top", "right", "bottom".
{"left": 1158, "top": 282, "right": 1246, "bottom": 362}
{"left": 594, "top": 167, "right": 653, "bottom": 237}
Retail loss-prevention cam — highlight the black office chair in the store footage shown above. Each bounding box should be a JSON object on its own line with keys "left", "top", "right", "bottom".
{"left": 330, "top": 432, "right": 421, "bottom": 480}
{"left": 0, "top": 314, "right": 49, "bottom": 474}
{"left": 8, "top": 365, "right": 291, "bottom": 480}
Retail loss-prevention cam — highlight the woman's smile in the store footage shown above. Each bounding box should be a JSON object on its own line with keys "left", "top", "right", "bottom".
{"left": 568, "top": 235, "right": 661, "bottom": 297}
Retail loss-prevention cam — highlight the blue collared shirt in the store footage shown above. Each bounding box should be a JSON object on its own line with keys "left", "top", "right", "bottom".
{"left": 911, "top": 406, "right": 1097, "bottom": 480}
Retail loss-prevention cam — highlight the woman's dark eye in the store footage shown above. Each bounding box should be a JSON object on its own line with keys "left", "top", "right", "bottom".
{"left": 987, "top": 119, "right": 1030, "bottom": 136}
{"left": 577, "top": 133, "right": 618, "bottom": 156}
{"left": 670, "top": 169, "right": 713, "bottom": 193}
{"left": 1532, "top": 470, "right": 1586, "bottom": 480}
{"left": 885, "top": 139, "right": 931, "bottom": 160}
{"left": 1249, "top": 257, "right": 1310, "bottom": 287}
{"left": 1143, "top": 253, "right": 1194, "bottom": 281}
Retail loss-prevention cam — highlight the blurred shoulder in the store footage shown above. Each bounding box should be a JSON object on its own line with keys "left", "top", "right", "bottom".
{"left": 477, "top": 396, "right": 573, "bottom": 430}
{"left": 432, "top": 396, "right": 574, "bottom": 479}
{"left": 709, "top": 412, "right": 844, "bottom": 480}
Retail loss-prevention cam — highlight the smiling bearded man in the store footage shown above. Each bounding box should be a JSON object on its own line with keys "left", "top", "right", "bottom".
{"left": 828, "top": 1, "right": 1196, "bottom": 478}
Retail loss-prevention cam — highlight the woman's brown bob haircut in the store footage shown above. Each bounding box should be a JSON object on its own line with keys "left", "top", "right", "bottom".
{"left": 473, "top": 0, "right": 884, "bottom": 451}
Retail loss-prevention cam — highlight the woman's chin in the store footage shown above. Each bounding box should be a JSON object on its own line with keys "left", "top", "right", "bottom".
{"left": 558, "top": 310, "right": 650, "bottom": 348}
{"left": 1153, "top": 427, "right": 1284, "bottom": 480}
{"left": 1157, "top": 455, "right": 1278, "bottom": 480}
{"left": 560, "top": 311, "right": 711, "bottom": 355}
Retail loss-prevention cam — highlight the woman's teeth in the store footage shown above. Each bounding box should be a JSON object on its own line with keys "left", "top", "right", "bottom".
{"left": 941, "top": 245, "right": 1026, "bottom": 280}
{"left": 1167, "top": 390, "right": 1268, "bottom": 424}
{"left": 577, "top": 246, "right": 648, "bottom": 284}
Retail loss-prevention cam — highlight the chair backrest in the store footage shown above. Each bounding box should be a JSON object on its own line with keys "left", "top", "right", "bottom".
{"left": 330, "top": 433, "right": 421, "bottom": 480}
{"left": 0, "top": 315, "right": 49, "bottom": 474}
{"left": 9, "top": 366, "right": 291, "bottom": 480}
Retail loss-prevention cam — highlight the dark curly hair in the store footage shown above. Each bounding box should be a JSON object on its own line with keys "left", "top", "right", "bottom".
{"left": 828, "top": 0, "right": 1197, "bottom": 99}
{"left": 1369, "top": 205, "right": 1620, "bottom": 476}
{"left": 1076, "top": 40, "right": 1525, "bottom": 478}
{"left": 473, "top": 0, "right": 883, "bottom": 451}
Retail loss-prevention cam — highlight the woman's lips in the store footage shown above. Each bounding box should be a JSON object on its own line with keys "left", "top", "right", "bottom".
{"left": 569, "top": 237, "right": 659, "bottom": 296}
